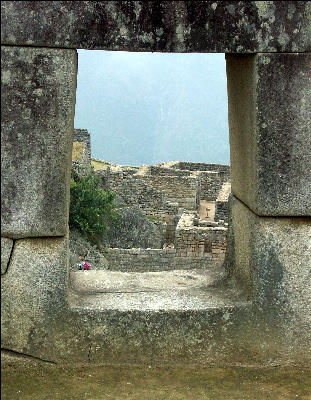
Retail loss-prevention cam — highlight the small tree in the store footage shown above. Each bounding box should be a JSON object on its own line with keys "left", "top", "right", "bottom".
{"left": 69, "top": 166, "right": 119, "bottom": 247}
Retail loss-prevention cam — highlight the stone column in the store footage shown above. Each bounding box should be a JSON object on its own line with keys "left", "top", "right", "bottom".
{"left": 226, "top": 53, "right": 311, "bottom": 353}
{"left": 1, "top": 46, "right": 77, "bottom": 238}
{"left": 1, "top": 46, "right": 77, "bottom": 359}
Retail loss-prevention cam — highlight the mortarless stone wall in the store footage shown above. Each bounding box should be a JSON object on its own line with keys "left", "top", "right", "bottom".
{"left": 103, "top": 246, "right": 224, "bottom": 272}
{"left": 175, "top": 213, "right": 227, "bottom": 257}
{"left": 140, "top": 175, "right": 200, "bottom": 211}
{"left": 215, "top": 182, "right": 232, "bottom": 223}
{"left": 94, "top": 167, "right": 180, "bottom": 244}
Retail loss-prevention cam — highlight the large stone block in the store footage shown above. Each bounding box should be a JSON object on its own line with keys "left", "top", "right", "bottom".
{"left": 227, "top": 53, "right": 311, "bottom": 216}
{"left": 229, "top": 196, "right": 311, "bottom": 345}
{"left": 1, "top": 236, "right": 69, "bottom": 358}
{"left": 1, "top": 46, "right": 77, "bottom": 238}
{"left": 1, "top": 2, "right": 310, "bottom": 52}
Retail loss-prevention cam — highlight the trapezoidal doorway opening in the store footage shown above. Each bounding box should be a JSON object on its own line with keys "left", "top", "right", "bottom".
{"left": 69, "top": 50, "right": 232, "bottom": 307}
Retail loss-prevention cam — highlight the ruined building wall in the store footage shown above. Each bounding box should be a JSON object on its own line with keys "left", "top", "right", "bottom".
{"left": 140, "top": 175, "right": 199, "bottom": 211}
{"left": 215, "top": 182, "right": 232, "bottom": 223}
{"left": 175, "top": 213, "right": 227, "bottom": 258}
{"left": 72, "top": 128, "right": 92, "bottom": 173}
{"left": 147, "top": 165, "right": 193, "bottom": 177}
{"left": 198, "top": 171, "right": 223, "bottom": 201}
{"left": 95, "top": 168, "right": 180, "bottom": 243}
{"left": 158, "top": 162, "right": 231, "bottom": 202}
{"left": 103, "top": 248, "right": 176, "bottom": 272}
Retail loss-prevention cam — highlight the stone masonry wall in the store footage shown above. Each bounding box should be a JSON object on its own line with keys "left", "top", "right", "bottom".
{"left": 103, "top": 248, "right": 176, "bottom": 272}
{"left": 72, "top": 128, "right": 91, "bottom": 170}
{"left": 215, "top": 182, "right": 232, "bottom": 223}
{"left": 159, "top": 162, "right": 231, "bottom": 202}
{"left": 141, "top": 175, "right": 199, "bottom": 210}
{"left": 103, "top": 247, "right": 223, "bottom": 272}
{"left": 198, "top": 171, "right": 223, "bottom": 201}
{"left": 95, "top": 168, "right": 180, "bottom": 243}
{"left": 147, "top": 165, "right": 193, "bottom": 177}
{"left": 168, "top": 161, "right": 230, "bottom": 173}
{"left": 102, "top": 211, "right": 228, "bottom": 272}
{"left": 175, "top": 213, "right": 227, "bottom": 261}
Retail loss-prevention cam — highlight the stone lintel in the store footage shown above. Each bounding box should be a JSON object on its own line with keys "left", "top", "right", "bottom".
{"left": 1, "top": 2, "right": 310, "bottom": 52}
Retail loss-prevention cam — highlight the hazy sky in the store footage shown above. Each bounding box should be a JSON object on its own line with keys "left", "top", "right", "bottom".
{"left": 74, "top": 50, "right": 230, "bottom": 166}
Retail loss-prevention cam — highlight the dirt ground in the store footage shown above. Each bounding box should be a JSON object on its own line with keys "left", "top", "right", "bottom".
{"left": 2, "top": 360, "right": 311, "bottom": 400}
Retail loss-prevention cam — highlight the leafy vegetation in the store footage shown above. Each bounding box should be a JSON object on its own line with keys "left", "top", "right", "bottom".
{"left": 69, "top": 166, "right": 119, "bottom": 247}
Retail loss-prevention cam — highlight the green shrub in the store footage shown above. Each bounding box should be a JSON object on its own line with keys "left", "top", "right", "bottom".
{"left": 69, "top": 166, "right": 119, "bottom": 247}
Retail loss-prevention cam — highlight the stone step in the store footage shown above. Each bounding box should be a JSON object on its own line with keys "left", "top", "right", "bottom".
{"left": 61, "top": 269, "right": 253, "bottom": 364}
{"left": 68, "top": 269, "right": 249, "bottom": 312}
{"left": 70, "top": 268, "right": 226, "bottom": 294}
{"left": 69, "top": 285, "right": 249, "bottom": 312}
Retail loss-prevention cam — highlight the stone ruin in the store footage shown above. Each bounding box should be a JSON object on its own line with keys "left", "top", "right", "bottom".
{"left": 1, "top": 1, "right": 311, "bottom": 367}
{"left": 72, "top": 129, "right": 231, "bottom": 272}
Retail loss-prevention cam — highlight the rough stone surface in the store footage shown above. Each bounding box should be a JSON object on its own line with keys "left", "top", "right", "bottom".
{"left": 1, "top": 46, "right": 77, "bottom": 238}
{"left": 1, "top": 2, "right": 310, "bottom": 52}
{"left": 69, "top": 229, "right": 109, "bottom": 271}
{"left": 1, "top": 237, "right": 13, "bottom": 274}
{"left": 229, "top": 195, "right": 311, "bottom": 347}
{"left": 106, "top": 205, "right": 166, "bottom": 249}
{"left": 70, "top": 268, "right": 227, "bottom": 296}
{"left": 1, "top": 236, "right": 69, "bottom": 359}
{"left": 227, "top": 53, "right": 311, "bottom": 216}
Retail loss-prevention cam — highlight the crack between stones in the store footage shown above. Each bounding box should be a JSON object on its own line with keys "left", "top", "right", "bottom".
{"left": 232, "top": 194, "right": 311, "bottom": 220}
{"left": 88, "top": 344, "right": 92, "bottom": 363}
{"left": 3, "top": 238, "right": 16, "bottom": 275}
{"left": 1, "top": 348, "right": 56, "bottom": 364}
